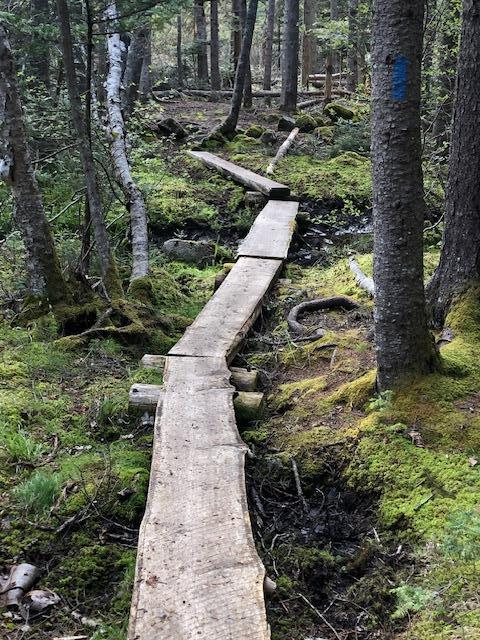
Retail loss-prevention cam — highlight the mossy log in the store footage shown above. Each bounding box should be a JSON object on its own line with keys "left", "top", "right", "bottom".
{"left": 129, "top": 383, "right": 263, "bottom": 422}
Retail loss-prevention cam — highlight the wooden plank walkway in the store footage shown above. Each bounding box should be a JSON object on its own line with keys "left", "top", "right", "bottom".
{"left": 237, "top": 200, "right": 298, "bottom": 260}
{"left": 129, "top": 156, "right": 297, "bottom": 640}
{"left": 188, "top": 151, "right": 290, "bottom": 198}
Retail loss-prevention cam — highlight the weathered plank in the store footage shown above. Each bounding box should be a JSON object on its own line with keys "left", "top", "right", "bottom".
{"left": 169, "top": 257, "right": 282, "bottom": 360}
{"left": 237, "top": 200, "right": 298, "bottom": 260}
{"left": 128, "top": 356, "right": 269, "bottom": 640}
{"left": 187, "top": 151, "right": 290, "bottom": 198}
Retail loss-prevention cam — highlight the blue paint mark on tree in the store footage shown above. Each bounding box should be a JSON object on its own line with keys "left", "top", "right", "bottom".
{"left": 392, "top": 55, "right": 410, "bottom": 101}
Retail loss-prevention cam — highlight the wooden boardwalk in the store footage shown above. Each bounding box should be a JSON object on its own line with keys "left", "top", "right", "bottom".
{"left": 128, "top": 162, "right": 296, "bottom": 640}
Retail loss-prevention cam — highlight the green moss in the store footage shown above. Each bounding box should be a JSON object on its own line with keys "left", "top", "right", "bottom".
{"left": 294, "top": 114, "right": 317, "bottom": 132}
{"left": 324, "top": 102, "right": 356, "bottom": 121}
{"left": 227, "top": 134, "right": 263, "bottom": 152}
{"left": 128, "top": 277, "right": 156, "bottom": 305}
{"left": 244, "top": 124, "right": 266, "bottom": 138}
{"left": 313, "top": 125, "right": 334, "bottom": 142}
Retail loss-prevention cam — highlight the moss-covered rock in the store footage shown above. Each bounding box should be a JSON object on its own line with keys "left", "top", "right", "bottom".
{"left": 294, "top": 113, "right": 317, "bottom": 132}
{"left": 228, "top": 134, "right": 263, "bottom": 152}
{"left": 324, "top": 101, "right": 356, "bottom": 121}
{"left": 313, "top": 125, "right": 334, "bottom": 142}
{"left": 245, "top": 124, "right": 266, "bottom": 139}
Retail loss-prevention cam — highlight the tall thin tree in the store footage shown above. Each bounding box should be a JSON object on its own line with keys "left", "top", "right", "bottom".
{"left": 194, "top": 0, "right": 209, "bottom": 87}
{"left": 280, "top": 0, "right": 299, "bottom": 112}
{"left": 210, "top": 0, "right": 221, "bottom": 90}
{"left": 346, "top": 0, "right": 359, "bottom": 92}
{"left": 302, "top": 0, "right": 315, "bottom": 86}
{"left": 372, "top": 0, "right": 438, "bottom": 390}
{"left": 262, "top": 0, "right": 275, "bottom": 94}
{"left": 239, "top": 0, "right": 253, "bottom": 107}
{"left": 56, "top": 0, "right": 122, "bottom": 299}
{"left": 0, "top": 25, "right": 67, "bottom": 304}
{"left": 428, "top": 0, "right": 480, "bottom": 324}
{"left": 177, "top": 12, "right": 183, "bottom": 87}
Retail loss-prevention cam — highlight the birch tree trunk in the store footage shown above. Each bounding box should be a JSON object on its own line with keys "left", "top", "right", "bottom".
{"left": 217, "top": 0, "right": 259, "bottom": 134}
{"left": 194, "top": 0, "right": 209, "bottom": 88}
{"left": 105, "top": 2, "right": 149, "bottom": 282}
{"left": 56, "top": 0, "right": 122, "bottom": 299}
{"left": 280, "top": 0, "right": 299, "bottom": 112}
{"left": 428, "top": 0, "right": 480, "bottom": 324}
{"left": 372, "top": 0, "right": 438, "bottom": 390}
{"left": 210, "top": 0, "right": 221, "bottom": 90}
{"left": 0, "top": 25, "right": 67, "bottom": 303}
{"left": 122, "top": 24, "right": 149, "bottom": 118}
{"left": 262, "top": 0, "right": 275, "bottom": 92}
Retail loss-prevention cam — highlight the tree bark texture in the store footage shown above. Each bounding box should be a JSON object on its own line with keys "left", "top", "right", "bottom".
{"left": 231, "top": 0, "right": 241, "bottom": 72}
{"left": 56, "top": 0, "right": 122, "bottom": 299}
{"left": 346, "top": 0, "right": 359, "bottom": 92}
{"left": 139, "top": 26, "right": 152, "bottom": 101}
{"left": 0, "top": 26, "right": 67, "bottom": 303}
{"left": 428, "top": 0, "right": 480, "bottom": 324}
{"left": 302, "top": 0, "right": 315, "bottom": 86}
{"left": 105, "top": 2, "right": 149, "bottom": 281}
{"left": 31, "top": 0, "right": 50, "bottom": 90}
{"left": 262, "top": 0, "right": 275, "bottom": 91}
{"left": 122, "top": 24, "right": 149, "bottom": 118}
{"left": 372, "top": 0, "right": 438, "bottom": 390}
{"left": 210, "top": 0, "right": 221, "bottom": 90}
{"left": 280, "top": 0, "right": 299, "bottom": 112}
{"left": 330, "top": 0, "right": 340, "bottom": 73}
{"left": 217, "top": 0, "right": 259, "bottom": 134}
{"left": 194, "top": 0, "right": 209, "bottom": 87}
{"left": 239, "top": 0, "right": 253, "bottom": 107}
{"left": 177, "top": 13, "right": 183, "bottom": 87}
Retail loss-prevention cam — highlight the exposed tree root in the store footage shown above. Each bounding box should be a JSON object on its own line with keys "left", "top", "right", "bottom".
{"left": 287, "top": 296, "right": 361, "bottom": 341}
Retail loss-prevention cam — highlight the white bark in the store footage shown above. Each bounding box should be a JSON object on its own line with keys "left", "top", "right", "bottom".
{"left": 105, "top": 1, "right": 149, "bottom": 280}
{"left": 266, "top": 127, "right": 299, "bottom": 174}
{"left": 348, "top": 257, "right": 375, "bottom": 296}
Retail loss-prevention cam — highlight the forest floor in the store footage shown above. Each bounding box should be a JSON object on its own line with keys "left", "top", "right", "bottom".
{"left": 1, "top": 95, "right": 479, "bottom": 640}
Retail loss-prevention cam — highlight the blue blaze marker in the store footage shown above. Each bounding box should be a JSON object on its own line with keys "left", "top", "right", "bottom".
{"left": 391, "top": 55, "right": 410, "bottom": 101}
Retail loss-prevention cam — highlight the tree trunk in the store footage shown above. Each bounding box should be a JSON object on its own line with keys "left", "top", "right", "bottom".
{"left": 302, "top": 0, "right": 315, "bottom": 86}
{"left": 324, "top": 53, "right": 333, "bottom": 101}
{"left": 330, "top": 0, "right": 340, "bottom": 73}
{"left": 217, "top": 0, "right": 259, "bottom": 135}
{"left": 0, "top": 26, "right": 67, "bottom": 303}
{"left": 371, "top": 0, "right": 438, "bottom": 391}
{"left": 56, "top": 0, "right": 122, "bottom": 299}
{"left": 432, "top": 3, "right": 460, "bottom": 148}
{"left": 427, "top": 0, "right": 480, "bottom": 324}
{"left": 231, "top": 0, "right": 241, "bottom": 72}
{"left": 105, "top": 2, "right": 149, "bottom": 282}
{"left": 177, "top": 13, "right": 183, "bottom": 87}
{"left": 95, "top": 23, "right": 107, "bottom": 106}
{"left": 263, "top": 0, "right": 275, "bottom": 92}
{"left": 194, "top": 0, "right": 209, "bottom": 88}
{"left": 122, "top": 24, "right": 149, "bottom": 118}
{"left": 210, "top": 0, "right": 221, "bottom": 90}
{"left": 31, "top": 0, "right": 50, "bottom": 90}
{"left": 280, "top": 0, "right": 299, "bottom": 112}
{"left": 239, "top": 0, "right": 253, "bottom": 107}
{"left": 346, "top": 0, "right": 359, "bottom": 92}
{"left": 139, "top": 26, "right": 151, "bottom": 101}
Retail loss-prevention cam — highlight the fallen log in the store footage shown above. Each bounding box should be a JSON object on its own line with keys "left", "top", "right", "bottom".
{"left": 129, "top": 383, "right": 264, "bottom": 422}
{"left": 287, "top": 296, "right": 360, "bottom": 341}
{"left": 266, "top": 127, "right": 300, "bottom": 175}
{"left": 308, "top": 73, "right": 342, "bottom": 81}
{"left": 297, "top": 98, "right": 324, "bottom": 110}
{"left": 348, "top": 257, "right": 375, "bottom": 296}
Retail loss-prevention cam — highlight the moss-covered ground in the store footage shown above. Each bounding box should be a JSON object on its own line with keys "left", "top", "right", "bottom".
{"left": 1, "top": 96, "right": 474, "bottom": 640}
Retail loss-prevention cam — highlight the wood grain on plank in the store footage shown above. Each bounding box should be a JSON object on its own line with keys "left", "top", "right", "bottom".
{"left": 128, "top": 356, "right": 269, "bottom": 640}
{"left": 187, "top": 150, "right": 290, "bottom": 198}
{"left": 237, "top": 200, "right": 298, "bottom": 260}
{"left": 169, "top": 257, "right": 282, "bottom": 360}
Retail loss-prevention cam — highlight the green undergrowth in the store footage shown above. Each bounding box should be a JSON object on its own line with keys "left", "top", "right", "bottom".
{"left": 250, "top": 257, "right": 480, "bottom": 639}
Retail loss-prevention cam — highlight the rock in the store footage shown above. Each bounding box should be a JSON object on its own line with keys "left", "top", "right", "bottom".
{"left": 244, "top": 191, "right": 268, "bottom": 207}
{"left": 323, "top": 102, "right": 356, "bottom": 121}
{"left": 313, "top": 113, "right": 332, "bottom": 127}
{"left": 260, "top": 129, "right": 278, "bottom": 145}
{"left": 277, "top": 116, "right": 296, "bottom": 132}
{"left": 294, "top": 113, "right": 317, "bottom": 133}
{"left": 198, "top": 131, "right": 228, "bottom": 150}
{"left": 228, "top": 134, "right": 262, "bottom": 151}
{"left": 162, "top": 239, "right": 214, "bottom": 266}
{"left": 151, "top": 117, "right": 187, "bottom": 139}
{"left": 313, "top": 126, "right": 334, "bottom": 142}
{"left": 245, "top": 124, "right": 266, "bottom": 139}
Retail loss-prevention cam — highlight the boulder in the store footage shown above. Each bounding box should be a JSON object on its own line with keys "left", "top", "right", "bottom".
{"left": 151, "top": 117, "right": 187, "bottom": 139}
{"left": 294, "top": 113, "right": 317, "bottom": 133}
{"left": 245, "top": 124, "right": 266, "bottom": 139}
{"left": 162, "top": 239, "right": 214, "bottom": 266}
{"left": 277, "top": 116, "right": 296, "bottom": 132}
{"left": 260, "top": 130, "right": 278, "bottom": 145}
{"left": 323, "top": 102, "right": 356, "bottom": 121}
